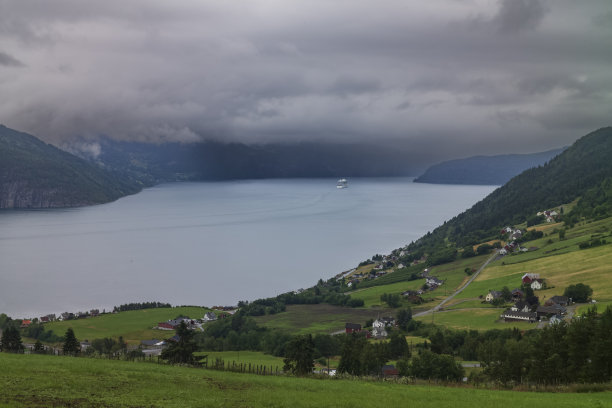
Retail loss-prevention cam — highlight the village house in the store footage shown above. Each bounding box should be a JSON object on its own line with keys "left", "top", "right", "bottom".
{"left": 382, "top": 364, "right": 399, "bottom": 378}
{"left": 425, "top": 276, "right": 443, "bottom": 290}
{"left": 511, "top": 288, "right": 524, "bottom": 301}
{"left": 521, "top": 273, "right": 540, "bottom": 285}
{"left": 511, "top": 301, "right": 531, "bottom": 313}
{"left": 530, "top": 279, "right": 545, "bottom": 290}
{"left": 203, "top": 312, "right": 217, "bottom": 322}
{"left": 501, "top": 310, "right": 537, "bottom": 322}
{"left": 547, "top": 295, "right": 570, "bottom": 307}
{"left": 20, "top": 320, "right": 32, "bottom": 328}
{"left": 345, "top": 323, "right": 362, "bottom": 334}
{"left": 549, "top": 315, "right": 564, "bottom": 325}
{"left": 537, "top": 304, "right": 566, "bottom": 319}
{"left": 486, "top": 291, "right": 503, "bottom": 302}
{"left": 371, "top": 319, "right": 388, "bottom": 338}
{"left": 39, "top": 314, "right": 56, "bottom": 323}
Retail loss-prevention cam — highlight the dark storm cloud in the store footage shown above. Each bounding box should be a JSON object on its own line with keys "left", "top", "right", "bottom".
{"left": 0, "top": 51, "right": 24, "bottom": 67}
{"left": 0, "top": 0, "right": 611, "bottom": 161}
{"left": 493, "top": 0, "right": 548, "bottom": 33}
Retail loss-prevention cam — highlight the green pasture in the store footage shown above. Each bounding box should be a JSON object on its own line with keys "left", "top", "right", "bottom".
{"left": 2, "top": 353, "right": 611, "bottom": 407}
{"left": 253, "top": 304, "right": 391, "bottom": 334}
{"left": 480, "top": 244, "right": 612, "bottom": 303}
{"left": 194, "top": 350, "right": 284, "bottom": 368}
{"left": 349, "top": 280, "right": 423, "bottom": 307}
{"left": 44, "top": 306, "right": 208, "bottom": 344}
{"left": 414, "top": 308, "right": 534, "bottom": 331}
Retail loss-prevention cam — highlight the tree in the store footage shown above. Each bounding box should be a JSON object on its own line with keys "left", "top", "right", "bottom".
{"left": 0, "top": 325, "right": 24, "bottom": 353}
{"left": 388, "top": 331, "right": 409, "bottom": 359}
{"left": 380, "top": 293, "right": 401, "bottom": 308}
{"left": 63, "top": 328, "right": 80, "bottom": 356}
{"left": 338, "top": 333, "right": 368, "bottom": 375}
{"left": 396, "top": 307, "right": 413, "bottom": 331}
{"left": 33, "top": 340, "right": 45, "bottom": 354}
{"left": 283, "top": 334, "right": 315, "bottom": 376}
{"left": 501, "top": 286, "right": 512, "bottom": 302}
{"left": 161, "top": 321, "right": 199, "bottom": 365}
{"left": 564, "top": 283, "right": 593, "bottom": 303}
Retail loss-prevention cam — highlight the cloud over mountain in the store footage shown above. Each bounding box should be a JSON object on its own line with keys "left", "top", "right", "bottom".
{"left": 0, "top": 0, "right": 610, "bottom": 162}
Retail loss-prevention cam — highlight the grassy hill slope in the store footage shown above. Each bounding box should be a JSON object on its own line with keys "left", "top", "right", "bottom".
{"left": 43, "top": 306, "right": 208, "bottom": 344}
{"left": 2, "top": 353, "right": 611, "bottom": 408}
{"left": 0, "top": 125, "right": 141, "bottom": 208}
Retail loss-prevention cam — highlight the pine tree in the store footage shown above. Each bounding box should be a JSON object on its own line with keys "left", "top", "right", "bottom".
{"left": 283, "top": 334, "right": 315, "bottom": 376}
{"left": 63, "top": 328, "right": 80, "bottom": 356}
{"left": 0, "top": 325, "right": 24, "bottom": 353}
{"left": 160, "top": 321, "right": 198, "bottom": 365}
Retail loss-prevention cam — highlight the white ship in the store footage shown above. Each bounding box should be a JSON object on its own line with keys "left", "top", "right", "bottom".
{"left": 336, "top": 178, "right": 348, "bottom": 189}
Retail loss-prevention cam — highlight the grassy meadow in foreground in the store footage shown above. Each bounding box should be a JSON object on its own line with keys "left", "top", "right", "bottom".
{"left": 1, "top": 353, "right": 612, "bottom": 408}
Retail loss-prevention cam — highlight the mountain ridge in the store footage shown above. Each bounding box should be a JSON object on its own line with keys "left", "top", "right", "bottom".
{"left": 0, "top": 125, "right": 141, "bottom": 209}
{"left": 414, "top": 148, "right": 566, "bottom": 185}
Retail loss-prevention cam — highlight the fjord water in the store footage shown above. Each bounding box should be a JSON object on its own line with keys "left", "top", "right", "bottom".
{"left": 0, "top": 178, "right": 496, "bottom": 317}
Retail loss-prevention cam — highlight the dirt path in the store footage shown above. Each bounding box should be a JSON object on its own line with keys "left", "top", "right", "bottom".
{"left": 414, "top": 251, "right": 501, "bottom": 318}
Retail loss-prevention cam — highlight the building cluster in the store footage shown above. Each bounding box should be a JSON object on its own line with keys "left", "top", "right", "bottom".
{"left": 486, "top": 273, "right": 569, "bottom": 326}
{"left": 344, "top": 316, "right": 396, "bottom": 339}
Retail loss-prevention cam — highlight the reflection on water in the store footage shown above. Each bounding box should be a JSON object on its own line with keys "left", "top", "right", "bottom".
{"left": 0, "top": 178, "right": 495, "bottom": 317}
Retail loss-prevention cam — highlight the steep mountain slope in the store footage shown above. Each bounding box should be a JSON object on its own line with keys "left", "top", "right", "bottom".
{"left": 0, "top": 125, "right": 141, "bottom": 209}
{"left": 413, "top": 148, "right": 565, "bottom": 185}
{"left": 408, "top": 127, "right": 612, "bottom": 249}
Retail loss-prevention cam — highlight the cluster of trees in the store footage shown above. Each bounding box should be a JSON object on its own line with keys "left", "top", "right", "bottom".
{"left": 565, "top": 177, "right": 612, "bottom": 223}
{"left": 380, "top": 293, "right": 401, "bottom": 308}
{"left": 480, "top": 307, "right": 612, "bottom": 384}
{"left": 0, "top": 325, "right": 24, "bottom": 353}
{"left": 397, "top": 350, "right": 464, "bottom": 381}
{"left": 112, "top": 302, "right": 172, "bottom": 312}
{"left": 564, "top": 283, "right": 593, "bottom": 303}
{"left": 21, "top": 322, "right": 62, "bottom": 343}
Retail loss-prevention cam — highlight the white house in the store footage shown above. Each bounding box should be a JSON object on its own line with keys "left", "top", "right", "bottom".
{"left": 203, "top": 312, "right": 217, "bottom": 322}
{"left": 530, "top": 279, "right": 544, "bottom": 290}
{"left": 486, "top": 291, "right": 503, "bottom": 302}
{"left": 371, "top": 319, "right": 388, "bottom": 338}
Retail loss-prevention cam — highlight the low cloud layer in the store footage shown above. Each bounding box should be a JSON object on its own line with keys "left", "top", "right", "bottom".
{"left": 0, "top": 0, "right": 611, "bottom": 160}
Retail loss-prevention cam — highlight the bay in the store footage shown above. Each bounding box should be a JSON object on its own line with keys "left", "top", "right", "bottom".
{"left": 0, "top": 178, "right": 496, "bottom": 318}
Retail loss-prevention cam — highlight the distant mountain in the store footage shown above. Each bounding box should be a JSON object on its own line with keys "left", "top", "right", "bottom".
{"left": 414, "top": 148, "right": 566, "bottom": 185}
{"left": 0, "top": 125, "right": 141, "bottom": 209}
{"left": 407, "top": 127, "right": 612, "bottom": 250}
{"left": 70, "top": 138, "right": 427, "bottom": 184}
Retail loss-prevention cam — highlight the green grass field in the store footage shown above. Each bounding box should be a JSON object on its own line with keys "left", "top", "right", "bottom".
{"left": 253, "top": 304, "right": 392, "bottom": 334}
{"left": 194, "top": 350, "right": 285, "bottom": 368}
{"left": 349, "top": 280, "right": 424, "bottom": 307}
{"left": 43, "top": 306, "right": 209, "bottom": 344}
{"left": 479, "top": 244, "right": 612, "bottom": 303}
{"left": 414, "top": 308, "right": 535, "bottom": 331}
{"left": 1, "top": 353, "right": 611, "bottom": 407}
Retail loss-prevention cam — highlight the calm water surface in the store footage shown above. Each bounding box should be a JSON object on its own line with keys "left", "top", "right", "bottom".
{"left": 0, "top": 178, "right": 496, "bottom": 317}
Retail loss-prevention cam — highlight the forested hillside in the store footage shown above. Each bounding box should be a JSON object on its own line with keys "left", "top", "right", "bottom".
{"left": 414, "top": 148, "right": 565, "bottom": 185}
{"left": 0, "top": 125, "right": 141, "bottom": 209}
{"left": 408, "top": 127, "right": 612, "bottom": 251}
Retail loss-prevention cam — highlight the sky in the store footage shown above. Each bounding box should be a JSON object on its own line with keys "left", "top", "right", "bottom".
{"left": 1, "top": 0, "right": 611, "bottom": 161}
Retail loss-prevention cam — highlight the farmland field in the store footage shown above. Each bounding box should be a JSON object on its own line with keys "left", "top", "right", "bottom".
{"left": 1, "top": 353, "right": 611, "bottom": 408}
{"left": 43, "top": 306, "right": 209, "bottom": 344}
{"left": 253, "top": 304, "right": 392, "bottom": 334}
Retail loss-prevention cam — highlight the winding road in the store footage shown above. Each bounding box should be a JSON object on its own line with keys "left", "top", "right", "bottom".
{"left": 413, "top": 250, "right": 501, "bottom": 317}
